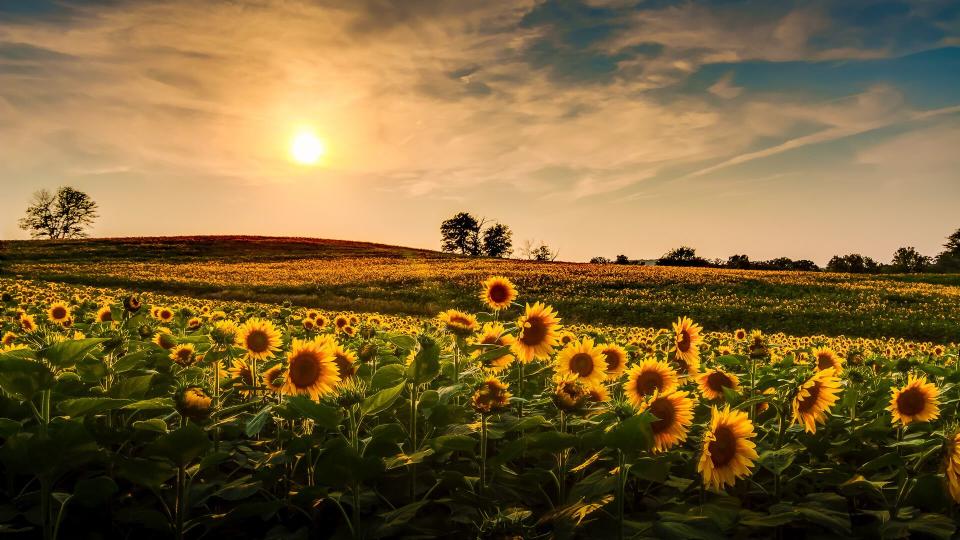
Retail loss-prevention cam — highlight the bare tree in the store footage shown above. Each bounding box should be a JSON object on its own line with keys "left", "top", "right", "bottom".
{"left": 520, "top": 239, "right": 557, "bottom": 261}
{"left": 19, "top": 186, "right": 99, "bottom": 239}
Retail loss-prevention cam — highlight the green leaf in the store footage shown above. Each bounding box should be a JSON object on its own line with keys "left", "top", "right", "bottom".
{"left": 111, "top": 350, "right": 151, "bottom": 373}
{"left": 118, "top": 457, "right": 176, "bottom": 489}
{"left": 43, "top": 338, "right": 107, "bottom": 368}
{"left": 361, "top": 381, "right": 406, "bottom": 417}
{"left": 525, "top": 431, "right": 578, "bottom": 453}
{"left": 245, "top": 404, "right": 274, "bottom": 437}
{"left": 122, "top": 397, "right": 175, "bottom": 411}
{"left": 73, "top": 476, "right": 118, "bottom": 508}
{"left": 145, "top": 423, "right": 211, "bottom": 466}
{"left": 59, "top": 397, "right": 133, "bottom": 417}
{"left": 407, "top": 335, "right": 440, "bottom": 384}
{"left": 132, "top": 419, "right": 169, "bottom": 433}
{"left": 758, "top": 446, "right": 798, "bottom": 475}
{"left": 0, "top": 357, "right": 55, "bottom": 400}
{"left": 0, "top": 418, "right": 21, "bottom": 437}
{"left": 388, "top": 335, "right": 417, "bottom": 350}
{"left": 108, "top": 374, "right": 155, "bottom": 398}
{"left": 430, "top": 434, "right": 476, "bottom": 454}
{"left": 472, "top": 345, "right": 512, "bottom": 366}
{"left": 370, "top": 364, "right": 406, "bottom": 391}
{"left": 602, "top": 412, "right": 654, "bottom": 453}
{"left": 285, "top": 396, "right": 340, "bottom": 429}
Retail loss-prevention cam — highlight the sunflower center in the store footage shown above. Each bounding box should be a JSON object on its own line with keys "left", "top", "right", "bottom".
{"left": 602, "top": 350, "right": 622, "bottom": 371}
{"left": 289, "top": 353, "right": 322, "bottom": 387}
{"left": 569, "top": 353, "right": 595, "bottom": 377}
{"left": 51, "top": 306, "right": 67, "bottom": 320}
{"left": 648, "top": 397, "right": 676, "bottom": 434}
{"left": 480, "top": 335, "right": 499, "bottom": 345}
{"left": 488, "top": 283, "right": 510, "bottom": 304}
{"left": 706, "top": 371, "right": 734, "bottom": 392}
{"left": 635, "top": 370, "right": 664, "bottom": 395}
{"left": 450, "top": 315, "right": 472, "bottom": 327}
{"left": 709, "top": 425, "right": 738, "bottom": 467}
{"left": 246, "top": 330, "right": 270, "bottom": 353}
{"left": 896, "top": 387, "right": 926, "bottom": 417}
{"left": 797, "top": 382, "right": 821, "bottom": 412}
{"left": 816, "top": 353, "right": 834, "bottom": 371}
{"left": 677, "top": 330, "right": 691, "bottom": 352}
{"left": 520, "top": 316, "right": 548, "bottom": 346}
{"left": 334, "top": 354, "right": 354, "bottom": 378}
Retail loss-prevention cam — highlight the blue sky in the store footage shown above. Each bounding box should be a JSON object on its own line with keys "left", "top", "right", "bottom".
{"left": 1, "top": 0, "right": 958, "bottom": 263}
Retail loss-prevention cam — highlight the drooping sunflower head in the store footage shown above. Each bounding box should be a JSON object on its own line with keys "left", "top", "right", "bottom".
{"left": 480, "top": 276, "right": 518, "bottom": 311}
{"left": 552, "top": 377, "right": 590, "bottom": 413}
{"left": 169, "top": 344, "right": 197, "bottom": 367}
{"left": 888, "top": 374, "right": 940, "bottom": 426}
{"left": 599, "top": 344, "right": 628, "bottom": 378}
{"left": 437, "top": 309, "right": 479, "bottom": 338}
{"left": 697, "top": 405, "right": 758, "bottom": 492}
{"left": 697, "top": 368, "right": 740, "bottom": 401}
{"left": 471, "top": 376, "right": 512, "bottom": 415}
{"left": 792, "top": 368, "right": 841, "bottom": 433}
{"left": 332, "top": 344, "right": 358, "bottom": 381}
{"left": 470, "top": 323, "right": 516, "bottom": 372}
{"left": 176, "top": 386, "right": 213, "bottom": 420}
{"left": 672, "top": 316, "right": 703, "bottom": 363}
{"left": 811, "top": 347, "right": 844, "bottom": 374}
{"left": 555, "top": 338, "right": 606, "bottom": 386}
{"left": 586, "top": 383, "right": 610, "bottom": 403}
{"left": 95, "top": 306, "right": 113, "bottom": 323}
{"left": 210, "top": 320, "right": 239, "bottom": 347}
{"left": 237, "top": 318, "right": 282, "bottom": 360}
{"left": 638, "top": 390, "right": 694, "bottom": 452}
{"left": 123, "top": 295, "right": 141, "bottom": 313}
{"left": 262, "top": 364, "right": 287, "bottom": 394}
{"left": 335, "top": 377, "right": 369, "bottom": 408}
{"left": 228, "top": 359, "right": 256, "bottom": 396}
{"left": 512, "top": 302, "right": 562, "bottom": 363}
{"left": 47, "top": 302, "right": 71, "bottom": 324}
{"left": 282, "top": 338, "right": 340, "bottom": 400}
{"left": 623, "top": 359, "right": 679, "bottom": 408}
{"left": 153, "top": 328, "right": 177, "bottom": 350}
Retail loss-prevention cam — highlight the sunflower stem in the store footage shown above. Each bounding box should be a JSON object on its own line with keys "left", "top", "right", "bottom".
{"left": 616, "top": 449, "right": 626, "bottom": 540}
{"left": 557, "top": 410, "right": 567, "bottom": 504}
{"left": 480, "top": 414, "right": 488, "bottom": 492}
{"left": 409, "top": 381, "right": 419, "bottom": 501}
{"left": 174, "top": 464, "right": 186, "bottom": 540}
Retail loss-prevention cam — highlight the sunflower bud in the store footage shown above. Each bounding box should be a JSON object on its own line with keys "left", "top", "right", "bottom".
{"left": 552, "top": 379, "right": 589, "bottom": 413}
{"left": 175, "top": 386, "right": 212, "bottom": 420}
{"left": 335, "top": 378, "right": 368, "bottom": 408}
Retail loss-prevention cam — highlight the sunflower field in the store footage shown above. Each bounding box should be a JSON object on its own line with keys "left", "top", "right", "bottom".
{"left": 0, "top": 275, "right": 958, "bottom": 539}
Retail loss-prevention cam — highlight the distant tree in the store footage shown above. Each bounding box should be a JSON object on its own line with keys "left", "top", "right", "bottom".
{"left": 891, "top": 246, "right": 930, "bottom": 273}
{"left": 936, "top": 228, "right": 960, "bottom": 271}
{"left": 440, "top": 212, "right": 483, "bottom": 256}
{"left": 827, "top": 254, "right": 879, "bottom": 274}
{"left": 19, "top": 186, "right": 99, "bottom": 239}
{"left": 657, "top": 246, "right": 711, "bottom": 267}
{"left": 521, "top": 239, "right": 556, "bottom": 261}
{"left": 0, "top": 240, "right": 7, "bottom": 275}
{"left": 727, "top": 254, "right": 751, "bottom": 269}
{"left": 590, "top": 256, "right": 611, "bottom": 264}
{"left": 481, "top": 223, "right": 513, "bottom": 258}
{"left": 615, "top": 254, "right": 630, "bottom": 264}
{"left": 792, "top": 260, "right": 820, "bottom": 272}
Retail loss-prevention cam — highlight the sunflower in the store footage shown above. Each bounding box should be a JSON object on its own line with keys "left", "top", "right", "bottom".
{"left": 187, "top": 317, "right": 201, "bottom": 330}
{"left": 1, "top": 332, "right": 16, "bottom": 347}
{"left": 315, "top": 315, "right": 329, "bottom": 328}
{"left": 306, "top": 310, "right": 319, "bottom": 320}
{"left": 599, "top": 344, "right": 628, "bottom": 378}
{"left": 623, "top": 359, "right": 679, "bottom": 408}
{"left": 945, "top": 431, "right": 960, "bottom": 503}
{"left": 552, "top": 377, "right": 590, "bottom": 412}
{"left": 334, "top": 315, "right": 349, "bottom": 330}
{"left": 169, "top": 344, "right": 197, "bottom": 367}
{"left": 698, "top": 405, "right": 758, "bottom": 491}
{"left": 555, "top": 338, "right": 606, "bottom": 386}
{"left": 437, "top": 309, "right": 479, "bottom": 338}
{"left": 302, "top": 318, "right": 316, "bottom": 331}
{"left": 888, "top": 374, "right": 940, "bottom": 426}
{"left": 331, "top": 344, "right": 358, "bottom": 380}
{"left": 587, "top": 383, "right": 610, "bottom": 403}
{"left": 95, "top": 306, "right": 113, "bottom": 323}
{"left": 228, "top": 359, "right": 256, "bottom": 396}
{"left": 697, "top": 368, "right": 740, "bottom": 401}
{"left": 342, "top": 325, "right": 357, "bottom": 337}
{"left": 176, "top": 386, "right": 212, "bottom": 420}
{"left": 672, "top": 316, "right": 703, "bottom": 364}
{"left": 480, "top": 276, "right": 518, "bottom": 311}
{"left": 153, "top": 328, "right": 177, "bottom": 350}
{"left": 637, "top": 390, "right": 694, "bottom": 452}
{"left": 558, "top": 331, "right": 577, "bottom": 347}
{"left": 733, "top": 328, "right": 747, "bottom": 341}
{"left": 18, "top": 314, "right": 36, "bottom": 333}
{"left": 282, "top": 338, "right": 340, "bottom": 400}
{"left": 155, "top": 306, "right": 174, "bottom": 323}
{"left": 811, "top": 347, "right": 844, "bottom": 374}
{"left": 47, "top": 302, "right": 71, "bottom": 324}
{"left": 792, "top": 368, "right": 841, "bottom": 433}
{"left": 262, "top": 365, "right": 286, "bottom": 393}
{"left": 237, "top": 318, "right": 282, "bottom": 360}
{"left": 470, "top": 323, "right": 516, "bottom": 371}
{"left": 512, "top": 302, "right": 562, "bottom": 362}
{"left": 471, "top": 377, "right": 512, "bottom": 414}
{"left": 210, "top": 320, "right": 239, "bottom": 347}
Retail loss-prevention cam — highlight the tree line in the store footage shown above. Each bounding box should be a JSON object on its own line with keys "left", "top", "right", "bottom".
{"left": 439, "top": 212, "right": 557, "bottom": 261}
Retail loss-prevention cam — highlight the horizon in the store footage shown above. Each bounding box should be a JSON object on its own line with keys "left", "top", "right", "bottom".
{"left": 2, "top": 0, "right": 959, "bottom": 264}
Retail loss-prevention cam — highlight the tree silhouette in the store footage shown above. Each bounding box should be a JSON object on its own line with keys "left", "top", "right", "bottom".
{"left": 482, "top": 223, "right": 513, "bottom": 258}
{"left": 19, "top": 186, "right": 99, "bottom": 239}
{"left": 440, "top": 212, "right": 483, "bottom": 255}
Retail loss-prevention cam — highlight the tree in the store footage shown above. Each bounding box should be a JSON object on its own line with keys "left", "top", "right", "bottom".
{"left": 657, "top": 246, "right": 711, "bottom": 267}
{"left": 615, "top": 254, "right": 630, "bottom": 264}
{"left": 936, "top": 228, "right": 960, "bottom": 271}
{"left": 481, "top": 223, "right": 513, "bottom": 258}
{"left": 826, "top": 254, "right": 879, "bottom": 274}
{"left": 590, "top": 256, "right": 611, "bottom": 264}
{"left": 520, "top": 239, "right": 556, "bottom": 261}
{"left": 440, "top": 212, "right": 483, "bottom": 256}
{"left": 891, "top": 246, "right": 930, "bottom": 273}
{"left": 19, "top": 186, "right": 99, "bottom": 239}
{"left": 727, "top": 254, "right": 751, "bottom": 269}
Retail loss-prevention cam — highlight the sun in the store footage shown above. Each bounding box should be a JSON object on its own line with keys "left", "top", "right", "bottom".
{"left": 290, "top": 129, "right": 326, "bottom": 165}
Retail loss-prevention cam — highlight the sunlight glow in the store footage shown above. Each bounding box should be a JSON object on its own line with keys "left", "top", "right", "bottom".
{"left": 290, "top": 129, "right": 326, "bottom": 165}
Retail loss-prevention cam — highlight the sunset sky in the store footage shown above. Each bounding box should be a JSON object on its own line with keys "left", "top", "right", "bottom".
{"left": 1, "top": 0, "right": 959, "bottom": 263}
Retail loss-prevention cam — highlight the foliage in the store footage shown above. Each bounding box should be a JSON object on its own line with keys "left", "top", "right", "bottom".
{"left": 18, "top": 187, "right": 99, "bottom": 240}
{"left": 658, "top": 246, "right": 711, "bottom": 267}
{"left": 826, "top": 254, "right": 880, "bottom": 274}
{"left": 440, "top": 212, "right": 483, "bottom": 255}
{"left": 891, "top": 247, "right": 931, "bottom": 273}
{"left": 481, "top": 223, "right": 513, "bottom": 258}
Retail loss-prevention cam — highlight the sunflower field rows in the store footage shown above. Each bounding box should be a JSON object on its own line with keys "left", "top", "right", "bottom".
{"left": 0, "top": 276, "right": 958, "bottom": 539}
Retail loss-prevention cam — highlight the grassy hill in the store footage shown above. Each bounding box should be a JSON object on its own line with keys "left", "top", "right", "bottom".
{"left": 2, "top": 236, "right": 959, "bottom": 341}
